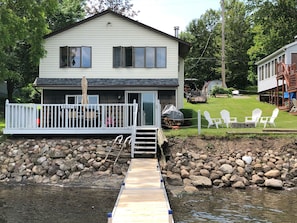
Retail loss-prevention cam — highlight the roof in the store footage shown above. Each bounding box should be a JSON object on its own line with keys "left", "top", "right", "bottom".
{"left": 34, "top": 78, "right": 179, "bottom": 88}
{"left": 44, "top": 9, "right": 191, "bottom": 58}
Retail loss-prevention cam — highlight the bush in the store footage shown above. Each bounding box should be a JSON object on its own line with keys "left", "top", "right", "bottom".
{"left": 13, "top": 84, "right": 41, "bottom": 103}
{"left": 211, "top": 86, "right": 232, "bottom": 96}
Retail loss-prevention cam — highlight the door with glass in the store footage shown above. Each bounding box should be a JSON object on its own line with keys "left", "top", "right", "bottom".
{"left": 127, "top": 91, "right": 157, "bottom": 126}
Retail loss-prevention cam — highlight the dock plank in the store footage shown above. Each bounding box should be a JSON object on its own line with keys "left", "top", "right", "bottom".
{"left": 111, "top": 158, "right": 173, "bottom": 223}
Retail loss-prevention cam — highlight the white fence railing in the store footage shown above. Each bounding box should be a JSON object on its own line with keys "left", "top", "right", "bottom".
{"left": 4, "top": 100, "right": 138, "bottom": 134}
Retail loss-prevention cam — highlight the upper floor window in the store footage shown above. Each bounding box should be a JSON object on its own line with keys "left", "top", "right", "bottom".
{"left": 113, "top": 46, "right": 166, "bottom": 68}
{"left": 60, "top": 46, "right": 92, "bottom": 68}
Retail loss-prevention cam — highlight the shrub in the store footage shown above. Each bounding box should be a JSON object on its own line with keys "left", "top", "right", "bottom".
{"left": 211, "top": 86, "right": 232, "bottom": 96}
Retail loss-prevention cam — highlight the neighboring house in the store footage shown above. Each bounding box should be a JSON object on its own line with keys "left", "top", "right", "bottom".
{"left": 256, "top": 39, "right": 297, "bottom": 106}
{"left": 34, "top": 9, "right": 191, "bottom": 127}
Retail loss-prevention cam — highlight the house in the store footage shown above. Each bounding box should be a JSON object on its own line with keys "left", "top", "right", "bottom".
{"left": 35, "top": 9, "right": 190, "bottom": 125}
{"left": 4, "top": 10, "right": 191, "bottom": 140}
{"left": 256, "top": 39, "right": 297, "bottom": 107}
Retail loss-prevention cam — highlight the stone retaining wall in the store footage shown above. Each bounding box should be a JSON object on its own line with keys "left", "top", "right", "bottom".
{"left": 1, "top": 137, "right": 297, "bottom": 192}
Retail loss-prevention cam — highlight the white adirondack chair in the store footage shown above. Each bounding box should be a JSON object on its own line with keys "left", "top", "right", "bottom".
{"left": 245, "top": 108, "right": 262, "bottom": 126}
{"left": 259, "top": 108, "right": 279, "bottom": 128}
{"left": 220, "top": 109, "right": 237, "bottom": 128}
{"left": 204, "top": 111, "right": 222, "bottom": 128}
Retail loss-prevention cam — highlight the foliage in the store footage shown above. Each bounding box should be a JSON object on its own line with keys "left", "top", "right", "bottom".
{"left": 47, "top": 0, "right": 86, "bottom": 31}
{"left": 210, "top": 86, "right": 232, "bottom": 96}
{"left": 224, "top": 0, "right": 253, "bottom": 89}
{"left": 180, "top": 9, "right": 221, "bottom": 89}
{"left": 85, "top": 0, "right": 139, "bottom": 17}
{"left": 0, "top": 0, "right": 58, "bottom": 101}
{"left": 13, "top": 84, "right": 41, "bottom": 103}
{"left": 247, "top": 0, "right": 297, "bottom": 76}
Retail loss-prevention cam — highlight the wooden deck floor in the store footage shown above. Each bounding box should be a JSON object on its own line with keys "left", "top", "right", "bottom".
{"left": 110, "top": 158, "right": 173, "bottom": 223}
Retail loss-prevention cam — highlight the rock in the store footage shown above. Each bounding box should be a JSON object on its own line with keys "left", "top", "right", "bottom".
{"left": 232, "top": 181, "right": 245, "bottom": 189}
{"left": 49, "top": 150, "right": 66, "bottom": 159}
{"left": 264, "top": 179, "right": 283, "bottom": 189}
{"left": 180, "top": 169, "right": 190, "bottom": 179}
{"left": 253, "top": 163, "right": 262, "bottom": 172}
{"left": 166, "top": 173, "right": 183, "bottom": 186}
{"left": 199, "top": 154, "right": 208, "bottom": 160}
{"left": 289, "top": 168, "right": 297, "bottom": 177}
{"left": 236, "top": 159, "right": 245, "bottom": 167}
{"left": 184, "top": 185, "right": 198, "bottom": 193}
{"left": 200, "top": 169, "right": 210, "bottom": 177}
{"left": 32, "top": 165, "right": 45, "bottom": 175}
{"left": 237, "top": 166, "right": 245, "bottom": 176}
{"left": 219, "top": 164, "right": 233, "bottom": 174}
{"left": 242, "top": 156, "right": 252, "bottom": 164}
{"left": 37, "top": 156, "right": 47, "bottom": 164}
{"left": 264, "top": 169, "right": 281, "bottom": 178}
{"left": 251, "top": 174, "right": 264, "bottom": 184}
{"left": 210, "top": 171, "right": 223, "bottom": 180}
{"left": 48, "top": 165, "right": 58, "bottom": 175}
{"left": 69, "top": 172, "right": 80, "bottom": 181}
{"left": 190, "top": 176, "right": 212, "bottom": 187}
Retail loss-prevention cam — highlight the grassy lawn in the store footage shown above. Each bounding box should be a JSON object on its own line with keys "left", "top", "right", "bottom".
{"left": 163, "top": 95, "right": 297, "bottom": 137}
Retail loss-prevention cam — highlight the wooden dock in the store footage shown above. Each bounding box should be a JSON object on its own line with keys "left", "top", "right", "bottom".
{"left": 109, "top": 158, "right": 174, "bottom": 223}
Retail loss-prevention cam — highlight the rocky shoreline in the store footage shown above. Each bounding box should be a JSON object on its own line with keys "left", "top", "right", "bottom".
{"left": 1, "top": 136, "right": 297, "bottom": 193}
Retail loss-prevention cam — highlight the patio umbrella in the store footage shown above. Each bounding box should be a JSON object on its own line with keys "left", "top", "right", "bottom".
{"left": 81, "top": 75, "right": 88, "bottom": 105}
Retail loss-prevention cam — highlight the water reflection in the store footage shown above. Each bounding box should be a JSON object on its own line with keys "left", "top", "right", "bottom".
{"left": 0, "top": 185, "right": 296, "bottom": 223}
{"left": 170, "top": 188, "right": 297, "bottom": 223}
{"left": 0, "top": 185, "right": 118, "bottom": 223}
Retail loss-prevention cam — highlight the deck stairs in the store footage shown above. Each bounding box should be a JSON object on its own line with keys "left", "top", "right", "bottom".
{"left": 132, "top": 127, "right": 158, "bottom": 158}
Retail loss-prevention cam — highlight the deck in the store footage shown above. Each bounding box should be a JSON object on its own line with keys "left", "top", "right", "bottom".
{"left": 4, "top": 100, "right": 138, "bottom": 135}
{"left": 109, "top": 158, "right": 173, "bottom": 223}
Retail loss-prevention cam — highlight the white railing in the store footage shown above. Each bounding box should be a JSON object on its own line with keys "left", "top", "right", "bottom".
{"left": 4, "top": 100, "right": 138, "bottom": 134}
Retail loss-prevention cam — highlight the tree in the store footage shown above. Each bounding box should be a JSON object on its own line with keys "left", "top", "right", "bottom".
{"left": 0, "top": 0, "right": 57, "bottom": 101}
{"left": 247, "top": 0, "right": 297, "bottom": 59}
{"left": 48, "top": 0, "right": 86, "bottom": 32}
{"left": 180, "top": 9, "right": 221, "bottom": 89}
{"left": 224, "top": 0, "right": 253, "bottom": 89}
{"left": 85, "top": 0, "right": 139, "bottom": 17}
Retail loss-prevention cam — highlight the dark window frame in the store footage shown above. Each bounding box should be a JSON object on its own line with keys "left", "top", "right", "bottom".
{"left": 60, "top": 46, "right": 92, "bottom": 68}
{"left": 113, "top": 46, "right": 167, "bottom": 68}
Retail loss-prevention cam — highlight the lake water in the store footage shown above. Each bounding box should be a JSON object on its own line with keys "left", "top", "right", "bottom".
{"left": 0, "top": 185, "right": 296, "bottom": 223}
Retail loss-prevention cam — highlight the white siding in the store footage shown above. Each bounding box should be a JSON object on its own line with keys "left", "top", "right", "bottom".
{"left": 40, "top": 13, "right": 179, "bottom": 79}
{"left": 257, "top": 42, "right": 297, "bottom": 93}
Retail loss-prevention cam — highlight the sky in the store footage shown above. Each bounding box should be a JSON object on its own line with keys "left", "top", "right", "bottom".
{"left": 132, "top": 0, "right": 221, "bottom": 36}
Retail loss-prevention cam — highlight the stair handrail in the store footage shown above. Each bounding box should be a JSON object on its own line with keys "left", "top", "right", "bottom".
{"left": 131, "top": 99, "right": 138, "bottom": 158}
{"left": 277, "top": 62, "right": 291, "bottom": 87}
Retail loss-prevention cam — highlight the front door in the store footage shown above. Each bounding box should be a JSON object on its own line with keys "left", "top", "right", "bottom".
{"left": 126, "top": 91, "right": 157, "bottom": 126}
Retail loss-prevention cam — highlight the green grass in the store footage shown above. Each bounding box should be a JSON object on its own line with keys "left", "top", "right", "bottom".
{"left": 163, "top": 95, "right": 297, "bottom": 137}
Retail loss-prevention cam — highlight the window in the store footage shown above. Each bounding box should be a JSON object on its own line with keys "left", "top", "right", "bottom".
{"left": 66, "top": 95, "right": 98, "bottom": 104}
{"left": 60, "top": 46, "right": 91, "bottom": 68}
{"left": 113, "top": 46, "right": 166, "bottom": 68}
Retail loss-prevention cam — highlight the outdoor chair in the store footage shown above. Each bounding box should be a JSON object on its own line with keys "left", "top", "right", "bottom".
{"left": 220, "top": 109, "right": 237, "bottom": 128}
{"left": 204, "top": 111, "right": 222, "bottom": 128}
{"left": 245, "top": 108, "right": 262, "bottom": 126}
{"left": 259, "top": 107, "right": 279, "bottom": 128}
